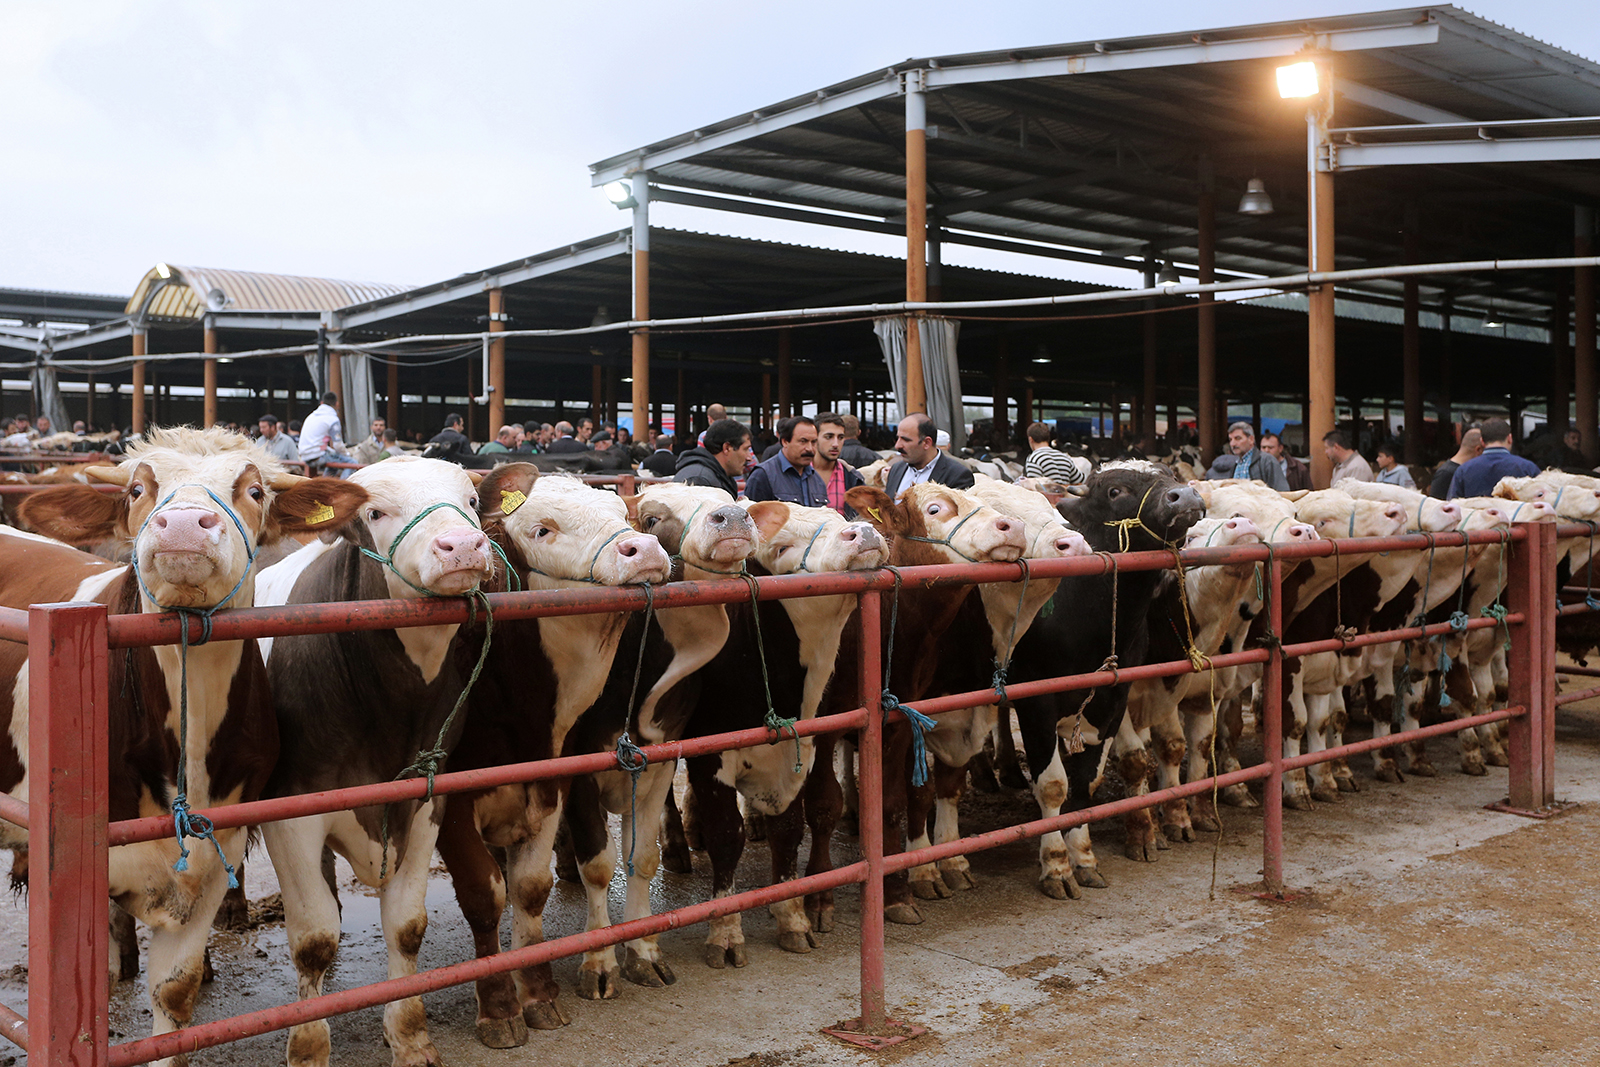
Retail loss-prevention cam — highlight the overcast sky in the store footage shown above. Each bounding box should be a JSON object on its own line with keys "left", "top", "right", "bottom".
{"left": 5, "top": 0, "right": 1595, "bottom": 300}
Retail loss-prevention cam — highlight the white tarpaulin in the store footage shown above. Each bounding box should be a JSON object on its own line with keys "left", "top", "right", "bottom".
{"left": 32, "top": 361, "right": 69, "bottom": 434}
{"left": 872, "top": 315, "right": 964, "bottom": 450}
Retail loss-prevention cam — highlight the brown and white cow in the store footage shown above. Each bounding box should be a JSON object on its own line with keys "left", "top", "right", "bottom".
{"left": 256, "top": 456, "right": 497, "bottom": 1067}
{"left": 0, "top": 426, "right": 364, "bottom": 1066}
{"left": 434, "top": 467, "right": 672, "bottom": 1047}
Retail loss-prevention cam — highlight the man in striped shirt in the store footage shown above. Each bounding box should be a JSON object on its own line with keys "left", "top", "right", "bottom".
{"left": 1023, "top": 422, "right": 1086, "bottom": 485}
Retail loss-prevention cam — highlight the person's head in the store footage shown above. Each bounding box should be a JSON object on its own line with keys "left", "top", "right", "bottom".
{"left": 495, "top": 424, "right": 520, "bottom": 448}
{"left": 707, "top": 403, "right": 727, "bottom": 424}
{"left": 1480, "top": 417, "right": 1513, "bottom": 447}
{"left": 258, "top": 414, "right": 281, "bottom": 439}
{"left": 841, "top": 413, "right": 862, "bottom": 440}
{"left": 592, "top": 431, "right": 614, "bottom": 451}
{"left": 444, "top": 412, "right": 464, "bottom": 431}
{"left": 1260, "top": 432, "right": 1283, "bottom": 458}
{"left": 815, "top": 412, "right": 847, "bottom": 464}
{"left": 13, "top": 414, "right": 28, "bottom": 431}
{"left": 1458, "top": 426, "right": 1484, "bottom": 458}
{"left": 1026, "top": 422, "right": 1053, "bottom": 450}
{"left": 654, "top": 433, "right": 674, "bottom": 451}
{"left": 895, "top": 414, "right": 938, "bottom": 467}
{"left": 72, "top": 420, "right": 86, "bottom": 434}
{"left": 382, "top": 428, "right": 398, "bottom": 445}
{"left": 1375, "top": 442, "right": 1400, "bottom": 470}
{"left": 777, "top": 416, "right": 818, "bottom": 468}
{"left": 321, "top": 391, "right": 338, "bottom": 407}
{"left": 617, "top": 427, "right": 631, "bottom": 446}
{"left": 577, "top": 418, "right": 594, "bottom": 442}
{"left": 554, "top": 420, "right": 574, "bottom": 438}
{"left": 1322, "top": 429, "right": 1353, "bottom": 461}
{"left": 370, "top": 418, "right": 386, "bottom": 439}
{"left": 936, "top": 429, "right": 951, "bottom": 452}
{"left": 35, "top": 415, "right": 50, "bottom": 433}
{"left": 705, "top": 418, "right": 753, "bottom": 476}
{"left": 289, "top": 419, "right": 302, "bottom": 434}
{"left": 1226, "top": 421, "right": 1256, "bottom": 457}
{"left": 1565, "top": 427, "right": 1581, "bottom": 451}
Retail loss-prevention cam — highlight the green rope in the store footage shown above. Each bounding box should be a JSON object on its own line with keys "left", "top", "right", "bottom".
{"left": 741, "top": 573, "right": 801, "bottom": 773}
{"left": 880, "top": 566, "right": 936, "bottom": 787}
{"left": 992, "top": 561, "right": 1033, "bottom": 707}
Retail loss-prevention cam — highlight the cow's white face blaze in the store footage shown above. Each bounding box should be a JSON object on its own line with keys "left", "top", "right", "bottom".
{"left": 1503, "top": 477, "right": 1600, "bottom": 521}
{"left": 905, "top": 484, "right": 1027, "bottom": 563}
{"left": 746, "top": 502, "right": 889, "bottom": 574}
{"left": 629, "top": 484, "right": 758, "bottom": 571}
{"left": 351, "top": 457, "right": 492, "bottom": 596}
{"left": 503, "top": 477, "right": 671, "bottom": 587}
{"left": 1293, "top": 491, "right": 1407, "bottom": 540}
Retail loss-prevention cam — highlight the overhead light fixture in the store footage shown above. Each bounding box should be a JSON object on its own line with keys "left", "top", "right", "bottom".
{"left": 1156, "top": 261, "right": 1182, "bottom": 286}
{"left": 602, "top": 180, "right": 638, "bottom": 209}
{"left": 1032, "top": 344, "right": 1050, "bottom": 364}
{"left": 1483, "top": 303, "right": 1504, "bottom": 329}
{"left": 154, "top": 262, "right": 172, "bottom": 280}
{"left": 1276, "top": 60, "right": 1320, "bottom": 99}
{"left": 1238, "top": 178, "right": 1274, "bottom": 216}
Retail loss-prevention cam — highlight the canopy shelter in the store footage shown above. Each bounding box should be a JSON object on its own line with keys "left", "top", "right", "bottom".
{"left": 588, "top": 5, "right": 1600, "bottom": 482}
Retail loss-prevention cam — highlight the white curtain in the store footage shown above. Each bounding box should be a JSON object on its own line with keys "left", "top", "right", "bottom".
{"left": 302, "top": 351, "right": 376, "bottom": 445}
{"left": 33, "top": 360, "right": 69, "bottom": 435}
{"left": 872, "top": 315, "right": 964, "bottom": 450}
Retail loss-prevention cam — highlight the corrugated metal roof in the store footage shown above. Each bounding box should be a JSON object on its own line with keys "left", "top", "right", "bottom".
{"left": 125, "top": 265, "right": 409, "bottom": 322}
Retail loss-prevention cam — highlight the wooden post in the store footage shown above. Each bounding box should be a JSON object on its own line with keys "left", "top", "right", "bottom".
{"left": 203, "top": 319, "right": 219, "bottom": 428}
{"left": 1402, "top": 210, "right": 1423, "bottom": 463}
{"left": 1576, "top": 206, "right": 1597, "bottom": 464}
{"left": 387, "top": 349, "right": 401, "bottom": 433}
{"left": 1306, "top": 100, "right": 1337, "bottom": 489}
{"left": 488, "top": 287, "right": 506, "bottom": 432}
{"left": 777, "top": 329, "right": 793, "bottom": 418}
{"left": 904, "top": 73, "right": 928, "bottom": 414}
{"left": 592, "top": 364, "right": 604, "bottom": 427}
{"left": 131, "top": 329, "right": 147, "bottom": 434}
{"left": 1552, "top": 280, "right": 1572, "bottom": 436}
{"left": 1022, "top": 383, "right": 1034, "bottom": 429}
{"left": 1142, "top": 264, "right": 1158, "bottom": 442}
{"left": 1197, "top": 159, "right": 1218, "bottom": 464}
{"left": 631, "top": 174, "right": 651, "bottom": 441}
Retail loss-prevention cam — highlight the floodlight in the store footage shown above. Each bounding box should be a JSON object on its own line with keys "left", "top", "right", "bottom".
{"left": 1156, "top": 262, "right": 1181, "bottom": 286}
{"left": 1238, "top": 178, "right": 1274, "bottom": 216}
{"left": 603, "top": 181, "right": 638, "bottom": 209}
{"left": 1276, "top": 61, "right": 1320, "bottom": 99}
{"left": 154, "top": 263, "right": 172, "bottom": 280}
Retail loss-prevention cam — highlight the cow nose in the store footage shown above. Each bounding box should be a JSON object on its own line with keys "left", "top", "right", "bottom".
{"left": 616, "top": 535, "right": 655, "bottom": 559}
{"left": 1055, "top": 532, "right": 1088, "bottom": 556}
{"left": 151, "top": 507, "right": 222, "bottom": 551}
{"left": 993, "top": 517, "right": 1013, "bottom": 534}
{"left": 838, "top": 526, "right": 859, "bottom": 543}
{"left": 433, "top": 528, "right": 487, "bottom": 556}
{"left": 154, "top": 508, "right": 221, "bottom": 532}
{"left": 707, "top": 504, "right": 748, "bottom": 529}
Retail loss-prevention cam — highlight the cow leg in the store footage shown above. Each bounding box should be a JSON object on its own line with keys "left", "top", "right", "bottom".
{"left": 1304, "top": 691, "right": 1341, "bottom": 804}
{"left": 1150, "top": 707, "right": 1190, "bottom": 844}
{"left": 111, "top": 900, "right": 140, "bottom": 982}
{"left": 139, "top": 868, "right": 230, "bottom": 1067}
{"left": 660, "top": 781, "right": 694, "bottom": 875}
{"left": 436, "top": 796, "right": 528, "bottom": 1048}
{"left": 906, "top": 763, "right": 951, "bottom": 900}
{"left": 1472, "top": 643, "right": 1508, "bottom": 769}
{"left": 617, "top": 763, "right": 678, "bottom": 988}
{"left": 880, "top": 721, "right": 921, "bottom": 925}
{"left": 1214, "top": 692, "right": 1256, "bottom": 808}
{"left": 968, "top": 737, "right": 1002, "bottom": 793}
{"left": 267, "top": 820, "right": 342, "bottom": 1067}
{"left": 837, "top": 737, "right": 860, "bottom": 837}
{"left": 567, "top": 774, "right": 622, "bottom": 1000}
{"left": 1282, "top": 675, "right": 1315, "bottom": 809}
{"left": 1032, "top": 742, "right": 1083, "bottom": 899}
{"left": 1183, "top": 706, "right": 1221, "bottom": 833}
{"left": 1370, "top": 652, "right": 1408, "bottom": 783}
{"left": 1488, "top": 643, "right": 1511, "bottom": 763}
{"left": 1454, "top": 650, "right": 1489, "bottom": 776}
{"left": 505, "top": 817, "right": 570, "bottom": 1031}
{"left": 932, "top": 755, "right": 975, "bottom": 891}
{"left": 1327, "top": 682, "right": 1360, "bottom": 793}
{"left": 688, "top": 756, "right": 748, "bottom": 969}
{"left": 802, "top": 731, "right": 841, "bottom": 935}
{"left": 214, "top": 869, "right": 249, "bottom": 931}
{"left": 993, "top": 701, "right": 1028, "bottom": 788}
{"left": 763, "top": 792, "right": 816, "bottom": 954}
{"left": 376, "top": 809, "right": 445, "bottom": 1067}
{"left": 1116, "top": 719, "right": 1160, "bottom": 862}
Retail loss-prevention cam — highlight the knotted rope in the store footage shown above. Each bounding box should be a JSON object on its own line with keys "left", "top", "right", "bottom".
{"left": 615, "top": 582, "right": 656, "bottom": 877}
{"left": 741, "top": 572, "right": 802, "bottom": 773}
{"left": 881, "top": 566, "right": 937, "bottom": 787}
{"left": 991, "top": 561, "right": 1033, "bottom": 708}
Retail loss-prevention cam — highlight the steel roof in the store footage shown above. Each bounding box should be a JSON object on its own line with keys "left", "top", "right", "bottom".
{"left": 125, "top": 264, "right": 411, "bottom": 322}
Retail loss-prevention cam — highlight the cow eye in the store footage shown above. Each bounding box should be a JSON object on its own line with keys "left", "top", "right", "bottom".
{"left": 1108, "top": 487, "right": 1123, "bottom": 499}
{"left": 129, "top": 483, "right": 144, "bottom": 499}
{"left": 248, "top": 485, "right": 265, "bottom": 502}
{"left": 534, "top": 526, "right": 551, "bottom": 539}
{"left": 926, "top": 503, "right": 942, "bottom": 515}
{"left": 776, "top": 544, "right": 792, "bottom": 555}
{"left": 644, "top": 515, "right": 660, "bottom": 529}
{"left": 368, "top": 509, "right": 384, "bottom": 522}
{"left": 468, "top": 494, "right": 480, "bottom": 510}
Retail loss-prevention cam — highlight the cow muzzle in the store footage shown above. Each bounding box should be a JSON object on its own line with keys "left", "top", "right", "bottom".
{"left": 696, "top": 504, "right": 758, "bottom": 566}
{"left": 606, "top": 534, "right": 673, "bottom": 584}
{"left": 144, "top": 506, "right": 233, "bottom": 592}
{"left": 424, "top": 525, "right": 493, "bottom": 594}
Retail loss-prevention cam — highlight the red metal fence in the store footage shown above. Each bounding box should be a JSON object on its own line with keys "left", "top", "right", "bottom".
{"left": 0, "top": 521, "right": 1568, "bottom": 1065}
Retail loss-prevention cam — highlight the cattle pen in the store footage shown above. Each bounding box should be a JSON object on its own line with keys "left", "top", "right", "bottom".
{"left": 0, "top": 519, "right": 1576, "bottom": 1066}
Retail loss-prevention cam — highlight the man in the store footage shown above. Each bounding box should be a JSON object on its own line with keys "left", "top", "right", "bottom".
{"left": 576, "top": 418, "right": 595, "bottom": 445}
{"left": 1373, "top": 443, "right": 1417, "bottom": 489}
{"left": 298, "top": 392, "right": 353, "bottom": 474}
{"left": 1260, "top": 432, "right": 1312, "bottom": 492}
{"left": 591, "top": 431, "right": 615, "bottom": 452}
{"left": 377, "top": 428, "right": 401, "bottom": 460}
{"left": 1203, "top": 421, "right": 1289, "bottom": 489}
{"left": 478, "top": 424, "right": 522, "bottom": 455}
{"left": 1323, "top": 430, "right": 1373, "bottom": 485}
{"left": 72, "top": 420, "right": 86, "bottom": 435}
{"left": 642, "top": 433, "right": 678, "bottom": 478}
{"left": 351, "top": 417, "right": 388, "bottom": 465}
{"left": 427, "top": 413, "right": 476, "bottom": 464}
{"left": 884, "top": 414, "right": 975, "bottom": 501}
{"left": 1428, "top": 427, "right": 1483, "bottom": 499}
{"left": 839, "top": 413, "right": 881, "bottom": 467}
{"left": 814, "top": 412, "right": 865, "bottom": 515}
{"left": 255, "top": 414, "right": 300, "bottom": 465}
{"left": 697, "top": 403, "right": 728, "bottom": 447}
{"left": 1448, "top": 417, "right": 1540, "bottom": 499}
{"left": 675, "top": 417, "right": 751, "bottom": 496}
{"left": 745, "top": 416, "right": 828, "bottom": 508}
{"left": 1022, "top": 421, "right": 1087, "bottom": 486}
{"left": 34, "top": 415, "right": 52, "bottom": 438}
{"left": 546, "top": 420, "right": 586, "bottom": 453}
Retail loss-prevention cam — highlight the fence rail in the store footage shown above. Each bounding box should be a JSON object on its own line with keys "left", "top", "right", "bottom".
{"left": 0, "top": 520, "right": 1572, "bottom": 1066}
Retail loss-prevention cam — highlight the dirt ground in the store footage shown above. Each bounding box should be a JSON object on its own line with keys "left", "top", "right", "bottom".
{"left": 4, "top": 693, "right": 1600, "bottom": 1067}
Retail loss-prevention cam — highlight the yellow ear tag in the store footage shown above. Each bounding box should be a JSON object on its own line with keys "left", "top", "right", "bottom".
{"left": 866, "top": 506, "right": 884, "bottom": 524}
{"left": 306, "top": 501, "right": 337, "bottom": 526}
{"left": 500, "top": 489, "right": 527, "bottom": 515}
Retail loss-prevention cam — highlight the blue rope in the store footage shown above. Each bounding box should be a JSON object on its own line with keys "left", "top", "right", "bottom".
{"left": 879, "top": 566, "right": 936, "bottom": 787}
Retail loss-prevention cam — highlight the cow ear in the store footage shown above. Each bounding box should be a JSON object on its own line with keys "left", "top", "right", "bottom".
{"left": 82, "top": 464, "right": 130, "bottom": 486}
{"left": 845, "top": 486, "right": 907, "bottom": 535}
{"left": 1491, "top": 480, "right": 1520, "bottom": 500}
{"left": 477, "top": 463, "right": 538, "bottom": 520}
{"left": 744, "top": 501, "right": 790, "bottom": 544}
{"left": 16, "top": 485, "right": 127, "bottom": 546}
{"left": 265, "top": 478, "right": 369, "bottom": 544}
{"left": 1279, "top": 489, "right": 1310, "bottom": 502}
{"left": 618, "top": 493, "right": 643, "bottom": 524}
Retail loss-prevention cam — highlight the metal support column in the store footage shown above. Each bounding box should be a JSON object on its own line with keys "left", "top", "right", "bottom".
{"left": 203, "top": 318, "right": 219, "bottom": 428}
{"left": 778, "top": 329, "right": 793, "bottom": 419}
{"left": 993, "top": 330, "right": 1009, "bottom": 443}
{"left": 1197, "top": 159, "right": 1218, "bottom": 464}
{"left": 488, "top": 287, "right": 506, "bottom": 432}
{"left": 28, "top": 602, "right": 110, "bottom": 1067}
{"left": 631, "top": 174, "right": 652, "bottom": 436}
{"left": 1142, "top": 259, "right": 1158, "bottom": 442}
{"left": 1551, "top": 280, "right": 1571, "bottom": 435}
{"left": 1307, "top": 95, "right": 1337, "bottom": 489}
{"left": 1576, "top": 207, "right": 1596, "bottom": 464}
{"left": 131, "top": 329, "right": 146, "bottom": 435}
{"left": 904, "top": 72, "right": 928, "bottom": 415}
{"left": 1507, "top": 522, "right": 1558, "bottom": 810}
{"left": 1402, "top": 210, "right": 1423, "bottom": 464}
{"left": 387, "top": 348, "right": 400, "bottom": 433}
{"left": 1262, "top": 556, "right": 1285, "bottom": 894}
{"left": 855, "top": 590, "right": 885, "bottom": 1028}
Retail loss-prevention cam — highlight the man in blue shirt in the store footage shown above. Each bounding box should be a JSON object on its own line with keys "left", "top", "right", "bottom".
{"left": 744, "top": 416, "right": 826, "bottom": 507}
{"left": 1447, "top": 417, "right": 1540, "bottom": 498}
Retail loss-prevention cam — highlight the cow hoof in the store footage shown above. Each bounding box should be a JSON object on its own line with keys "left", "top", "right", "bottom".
{"left": 577, "top": 967, "right": 620, "bottom": 1001}
{"left": 1191, "top": 812, "right": 1220, "bottom": 834}
{"left": 1038, "top": 875, "right": 1081, "bottom": 900}
{"left": 704, "top": 943, "right": 747, "bottom": 969}
{"left": 1162, "top": 823, "right": 1195, "bottom": 844}
{"left": 1408, "top": 760, "right": 1438, "bottom": 778}
{"left": 523, "top": 999, "right": 572, "bottom": 1030}
{"left": 884, "top": 902, "right": 924, "bottom": 925}
{"left": 476, "top": 1014, "right": 529, "bottom": 1048}
{"left": 1461, "top": 756, "right": 1488, "bottom": 777}
{"left": 661, "top": 844, "right": 694, "bottom": 876}
{"left": 1310, "top": 784, "right": 1341, "bottom": 804}
{"left": 1485, "top": 750, "right": 1510, "bottom": 769}
{"left": 778, "top": 929, "right": 819, "bottom": 954}
{"left": 1073, "top": 865, "right": 1107, "bottom": 889}
{"left": 941, "top": 867, "right": 976, "bottom": 892}
{"left": 622, "top": 951, "right": 676, "bottom": 988}
{"left": 806, "top": 904, "right": 835, "bottom": 934}
{"left": 1125, "top": 837, "right": 1158, "bottom": 863}
{"left": 1284, "top": 792, "right": 1315, "bottom": 811}
{"left": 1221, "top": 784, "right": 1257, "bottom": 809}
{"left": 1375, "top": 762, "right": 1404, "bottom": 784}
{"left": 202, "top": 947, "right": 215, "bottom": 984}
{"left": 911, "top": 877, "right": 951, "bottom": 900}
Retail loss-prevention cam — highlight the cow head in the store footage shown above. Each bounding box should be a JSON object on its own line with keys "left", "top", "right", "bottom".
{"left": 967, "top": 479, "right": 1090, "bottom": 560}
{"left": 1203, "top": 486, "right": 1319, "bottom": 549}
{"left": 1059, "top": 460, "right": 1204, "bottom": 551}
{"left": 1291, "top": 490, "right": 1407, "bottom": 540}
{"left": 1183, "top": 515, "right": 1263, "bottom": 576}
{"left": 341, "top": 456, "right": 494, "bottom": 597}
{"left": 477, "top": 465, "right": 670, "bottom": 587}
{"left": 621, "top": 484, "right": 758, "bottom": 574}
{"left": 17, "top": 426, "right": 367, "bottom": 610}
{"left": 1336, "top": 480, "right": 1462, "bottom": 533}
{"left": 1495, "top": 474, "right": 1600, "bottom": 521}
{"left": 844, "top": 483, "right": 1027, "bottom": 564}
{"left": 745, "top": 502, "right": 889, "bottom": 574}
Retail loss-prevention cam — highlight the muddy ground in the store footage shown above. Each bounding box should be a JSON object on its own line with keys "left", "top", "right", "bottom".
{"left": 4, "top": 695, "right": 1599, "bottom": 1067}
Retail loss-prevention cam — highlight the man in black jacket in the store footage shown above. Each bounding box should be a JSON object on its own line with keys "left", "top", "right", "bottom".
{"left": 839, "top": 413, "right": 881, "bottom": 467}
{"left": 883, "top": 414, "right": 975, "bottom": 500}
{"left": 674, "top": 418, "right": 752, "bottom": 496}
{"left": 427, "top": 413, "right": 475, "bottom": 464}
{"left": 642, "top": 433, "right": 678, "bottom": 478}
{"left": 546, "top": 420, "right": 587, "bottom": 454}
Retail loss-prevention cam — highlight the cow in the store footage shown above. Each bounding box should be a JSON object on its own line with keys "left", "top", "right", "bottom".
{"left": 432, "top": 467, "right": 672, "bottom": 1047}
{"left": 998, "top": 460, "right": 1205, "bottom": 899}
{"left": 255, "top": 456, "right": 499, "bottom": 1067}
{"left": 561, "top": 484, "right": 759, "bottom": 1000}
{"left": 670, "top": 502, "right": 889, "bottom": 968}
{"left": 1, "top": 426, "right": 364, "bottom": 1066}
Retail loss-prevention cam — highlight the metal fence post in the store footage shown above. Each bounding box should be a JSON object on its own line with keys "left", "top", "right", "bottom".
{"left": 28, "top": 602, "right": 110, "bottom": 1067}
{"left": 1507, "top": 523, "right": 1556, "bottom": 810}
{"left": 1262, "top": 556, "right": 1286, "bottom": 894}
{"left": 856, "top": 589, "right": 886, "bottom": 1030}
